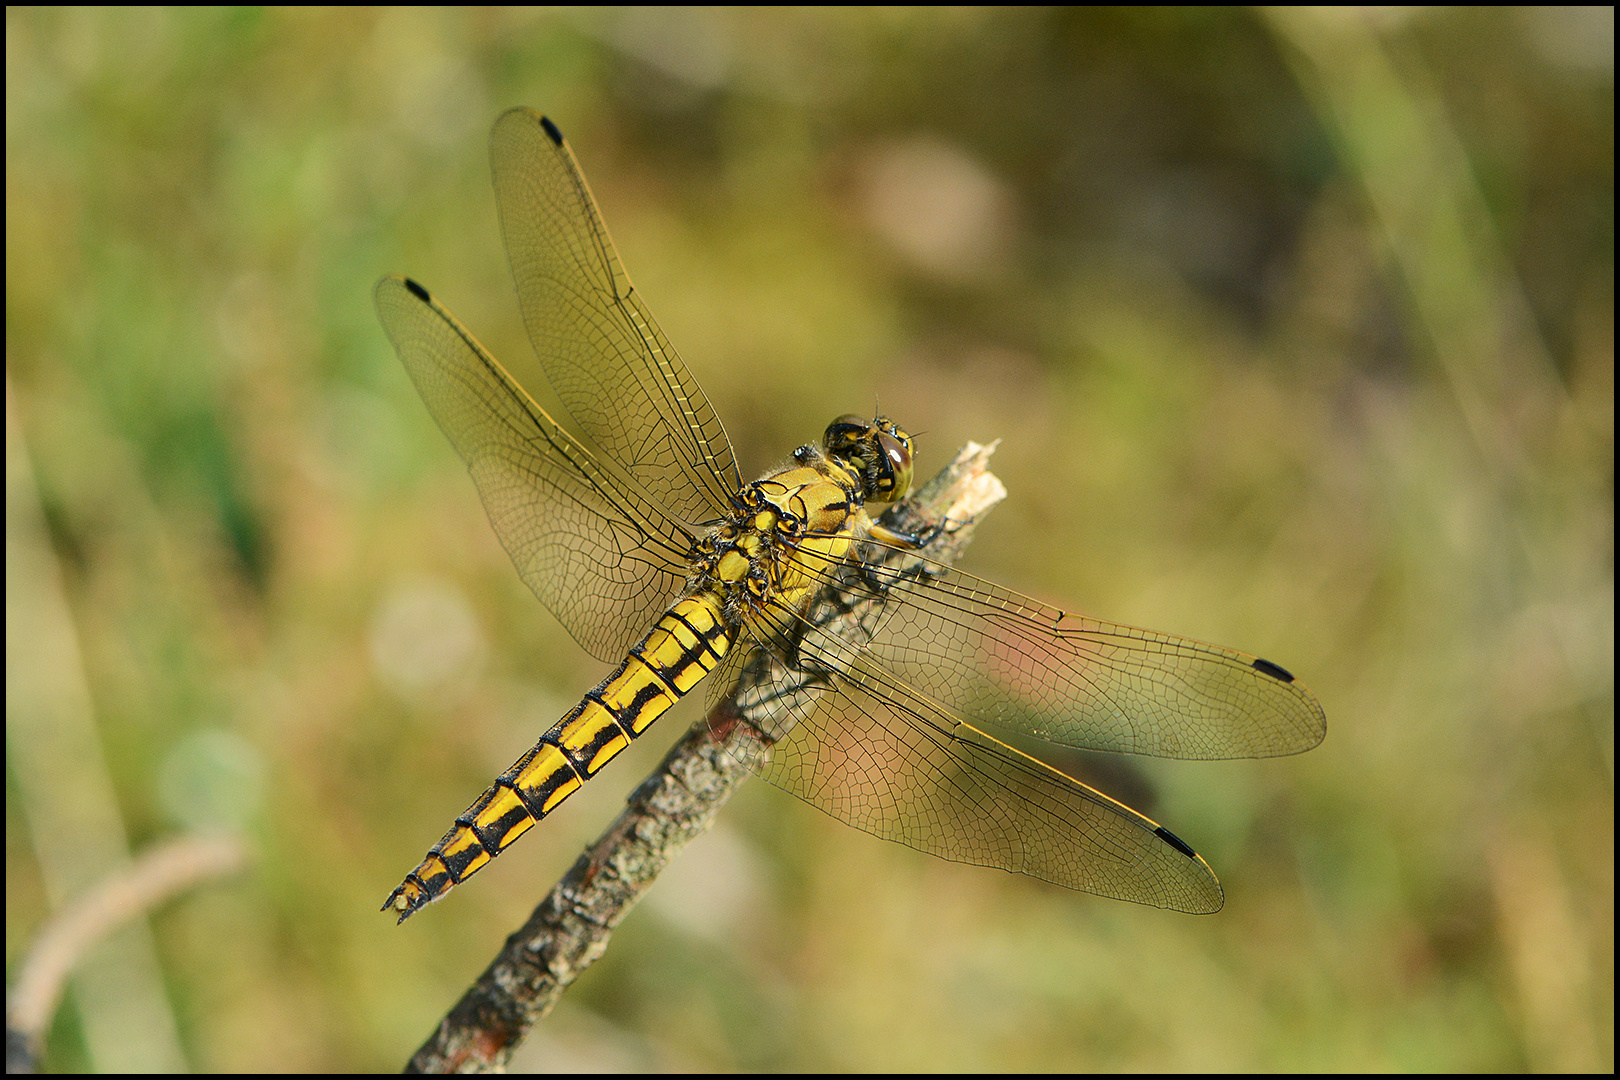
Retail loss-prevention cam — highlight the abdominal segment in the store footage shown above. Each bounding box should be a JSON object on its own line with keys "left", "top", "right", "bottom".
{"left": 384, "top": 592, "right": 732, "bottom": 922}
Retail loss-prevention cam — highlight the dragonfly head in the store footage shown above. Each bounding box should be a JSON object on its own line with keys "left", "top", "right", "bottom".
{"left": 824, "top": 414, "right": 915, "bottom": 503}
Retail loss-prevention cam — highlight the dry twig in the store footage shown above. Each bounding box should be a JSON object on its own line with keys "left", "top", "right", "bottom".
{"left": 403, "top": 443, "right": 1004, "bottom": 1073}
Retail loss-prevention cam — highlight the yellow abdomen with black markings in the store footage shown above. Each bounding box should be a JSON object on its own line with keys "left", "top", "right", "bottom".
{"left": 383, "top": 436, "right": 898, "bottom": 922}
{"left": 384, "top": 591, "right": 734, "bottom": 918}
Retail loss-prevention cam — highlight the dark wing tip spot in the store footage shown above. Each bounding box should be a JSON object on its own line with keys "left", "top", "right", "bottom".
{"left": 1252, "top": 657, "right": 1296, "bottom": 683}
{"left": 403, "top": 278, "right": 431, "bottom": 303}
{"left": 540, "top": 115, "right": 564, "bottom": 146}
{"left": 1154, "top": 825, "right": 1198, "bottom": 860}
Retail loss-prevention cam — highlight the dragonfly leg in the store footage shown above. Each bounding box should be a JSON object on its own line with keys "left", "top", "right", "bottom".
{"left": 867, "top": 520, "right": 932, "bottom": 549}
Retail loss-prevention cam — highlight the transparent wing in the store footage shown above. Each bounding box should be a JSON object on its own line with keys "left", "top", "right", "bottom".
{"left": 490, "top": 107, "right": 740, "bottom": 525}
{"left": 793, "top": 543, "right": 1326, "bottom": 760}
{"left": 375, "top": 275, "right": 695, "bottom": 662}
{"left": 738, "top": 617, "right": 1224, "bottom": 913}
{"left": 713, "top": 525, "right": 1325, "bottom": 911}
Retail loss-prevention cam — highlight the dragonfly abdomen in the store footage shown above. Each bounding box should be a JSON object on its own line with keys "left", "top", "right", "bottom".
{"left": 384, "top": 591, "right": 734, "bottom": 922}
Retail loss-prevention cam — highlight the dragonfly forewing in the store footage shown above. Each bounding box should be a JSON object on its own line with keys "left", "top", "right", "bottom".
{"left": 789, "top": 543, "right": 1326, "bottom": 760}
{"left": 490, "top": 107, "right": 741, "bottom": 523}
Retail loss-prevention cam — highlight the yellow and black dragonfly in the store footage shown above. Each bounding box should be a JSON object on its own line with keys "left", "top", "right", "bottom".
{"left": 375, "top": 108, "right": 1325, "bottom": 922}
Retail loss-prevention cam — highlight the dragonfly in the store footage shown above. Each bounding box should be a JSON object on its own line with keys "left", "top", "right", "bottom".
{"left": 375, "top": 108, "right": 1325, "bottom": 922}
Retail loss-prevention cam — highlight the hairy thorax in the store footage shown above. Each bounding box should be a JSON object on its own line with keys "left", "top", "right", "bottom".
{"left": 689, "top": 445, "right": 872, "bottom": 633}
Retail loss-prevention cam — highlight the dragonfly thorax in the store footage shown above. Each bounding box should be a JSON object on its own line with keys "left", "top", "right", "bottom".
{"left": 691, "top": 487, "right": 798, "bottom": 602}
{"left": 689, "top": 432, "right": 893, "bottom": 630}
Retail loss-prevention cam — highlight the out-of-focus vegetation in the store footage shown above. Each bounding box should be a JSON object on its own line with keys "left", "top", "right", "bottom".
{"left": 6, "top": 8, "right": 1610, "bottom": 1071}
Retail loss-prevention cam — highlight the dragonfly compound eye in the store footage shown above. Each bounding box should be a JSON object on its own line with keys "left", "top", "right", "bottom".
{"left": 822, "top": 415, "right": 912, "bottom": 501}
{"left": 823, "top": 414, "right": 871, "bottom": 455}
{"left": 874, "top": 423, "right": 914, "bottom": 501}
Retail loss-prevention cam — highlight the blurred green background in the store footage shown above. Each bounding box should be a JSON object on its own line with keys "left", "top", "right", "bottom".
{"left": 7, "top": 7, "right": 1611, "bottom": 1072}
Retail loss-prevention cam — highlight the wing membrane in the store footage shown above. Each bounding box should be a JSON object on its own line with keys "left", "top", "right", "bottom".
{"left": 375, "top": 275, "right": 694, "bottom": 662}
{"left": 739, "top": 617, "right": 1224, "bottom": 913}
{"left": 490, "top": 108, "right": 740, "bottom": 524}
{"left": 793, "top": 543, "right": 1326, "bottom": 760}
